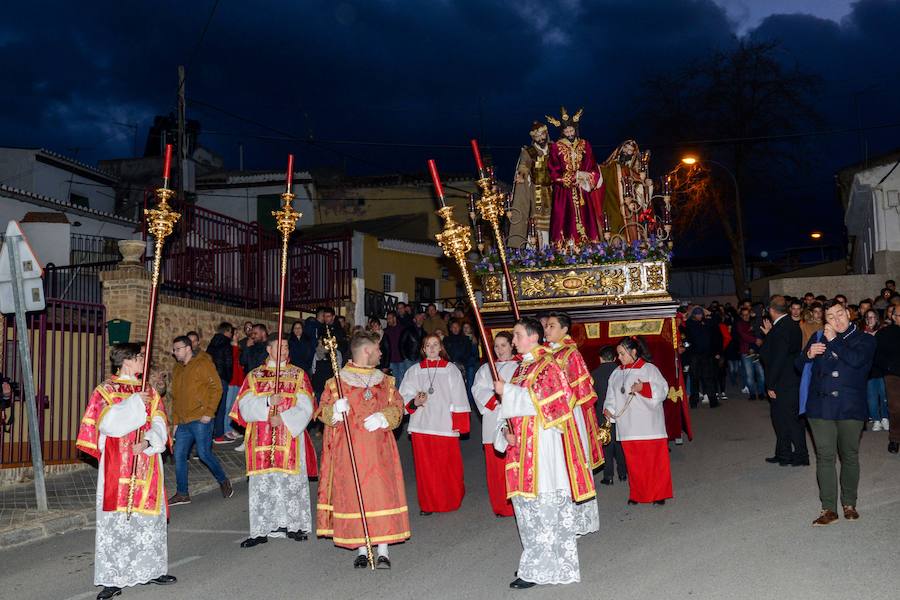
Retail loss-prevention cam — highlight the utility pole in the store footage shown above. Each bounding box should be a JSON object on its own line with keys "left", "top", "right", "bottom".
{"left": 177, "top": 65, "right": 186, "bottom": 204}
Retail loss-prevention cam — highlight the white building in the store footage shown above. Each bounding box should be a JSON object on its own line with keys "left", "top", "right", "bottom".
{"left": 0, "top": 147, "right": 118, "bottom": 214}
{"left": 0, "top": 146, "right": 137, "bottom": 268}
{"left": 195, "top": 170, "right": 316, "bottom": 228}
{"left": 845, "top": 160, "right": 900, "bottom": 276}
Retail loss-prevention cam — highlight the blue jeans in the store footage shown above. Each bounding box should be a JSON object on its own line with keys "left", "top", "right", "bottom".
{"left": 727, "top": 359, "right": 743, "bottom": 387}
{"left": 175, "top": 419, "right": 228, "bottom": 495}
{"left": 741, "top": 355, "right": 765, "bottom": 396}
{"left": 867, "top": 378, "right": 888, "bottom": 420}
{"left": 213, "top": 379, "right": 228, "bottom": 438}
{"left": 391, "top": 361, "right": 410, "bottom": 388}
{"left": 223, "top": 385, "right": 240, "bottom": 435}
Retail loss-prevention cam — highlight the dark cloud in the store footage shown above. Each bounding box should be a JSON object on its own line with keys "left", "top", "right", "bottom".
{"left": 2, "top": 0, "right": 900, "bottom": 254}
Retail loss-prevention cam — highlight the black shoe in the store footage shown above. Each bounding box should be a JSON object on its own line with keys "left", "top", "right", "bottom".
{"left": 509, "top": 578, "right": 536, "bottom": 589}
{"left": 376, "top": 555, "right": 391, "bottom": 570}
{"left": 97, "top": 587, "right": 122, "bottom": 600}
{"left": 765, "top": 456, "right": 787, "bottom": 464}
{"left": 889, "top": 442, "right": 899, "bottom": 454}
{"left": 618, "top": 474, "right": 627, "bottom": 482}
{"left": 240, "top": 536, "right": 268, "bottom": 548}
{"left": 419, "top": 510, "right": 432, "bottom": 516}
{"left": 791, "top": 458, "right": 810, "bottom": 466}
{"left": 627, "top": 499, "right": 638, "bottom": 505}
{"left": 653, "top": 500, "right": 666, "bottom": 506}
{"left": 144, "top": 574, "right": 177, "bottom": 585}
{"left": 288, "top": 530, "right": 308, "bottom": 541}
{"left": 600, "top": 478, "right": 613, "bottom": 485}
{"left": 220, "top": 478, "right": 234, "bottom": 499}
{"left": 354, "top": 554, "right": 369, "bottom": 569}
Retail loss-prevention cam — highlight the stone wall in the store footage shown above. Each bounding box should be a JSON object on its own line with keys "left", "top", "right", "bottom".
{"left": 100, "top": 264, "right": 277, "bottom": 377}
{"left": 768, "top": 274, "right": 886, "bottom": 302}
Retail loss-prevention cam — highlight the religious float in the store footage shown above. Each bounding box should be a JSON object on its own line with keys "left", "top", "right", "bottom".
{"left": 427, "top": 107, "right": 691, "bottom": 442}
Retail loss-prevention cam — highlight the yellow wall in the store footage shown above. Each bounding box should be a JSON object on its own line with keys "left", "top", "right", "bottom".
{"left": 361, "top": 235, "right": 461, "bottom": 300}
{"left": 315, "top": 180, "right": 478, "bottom": 239}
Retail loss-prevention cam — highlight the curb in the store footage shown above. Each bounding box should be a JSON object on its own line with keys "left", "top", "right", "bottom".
{"left": 0, "top": 462, "right": 246, "bottom": 550}
{"left": 0, "top": 511, "right": 91, "bottom": 549}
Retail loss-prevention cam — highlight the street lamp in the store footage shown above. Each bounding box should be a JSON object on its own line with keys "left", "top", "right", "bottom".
{"left": 680, "top": 154, "right": 747, "bottom": 290}
{"left": 810, "top": 231, "right": 823, "bottom": 240}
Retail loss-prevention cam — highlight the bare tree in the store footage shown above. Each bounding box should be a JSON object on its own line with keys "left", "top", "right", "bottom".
{"left": 638, "top": 40, "right": 822, "bottom": 297}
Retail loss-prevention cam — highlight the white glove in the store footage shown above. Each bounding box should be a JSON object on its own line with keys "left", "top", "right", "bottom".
{"left": 363, "top": 412, "right": 389, "bottom": 432}
{"left": 331, "top": 397, "right": 350, "bottom": 424}
{"left": 492, "top": 424, "right": 509, "bottom": 453}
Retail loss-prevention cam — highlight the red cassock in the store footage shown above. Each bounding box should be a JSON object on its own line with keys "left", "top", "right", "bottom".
{"left": 550, "top": 337, "right": 605, "bottom": 469}
{"left": 547, "top": 138, "right": 605, "bottom": 243}
{"left": 76, "top": 379, "right": 169, "bottom": 516}
{"left": 316, "top": 364, "right": 410, "bottom": 548}
{"left": 400, "top": 359, "right": 471, "bottom": 513}
{"left": 229, "top": 364, "right": 315, "bottom": 476}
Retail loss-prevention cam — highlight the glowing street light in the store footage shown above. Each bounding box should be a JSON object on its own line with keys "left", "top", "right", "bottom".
{"left": 810, "top": 231, "right": 823, "bottom": 240}
{"left": 681, "top": 156, "right": 698, "bottom": 165}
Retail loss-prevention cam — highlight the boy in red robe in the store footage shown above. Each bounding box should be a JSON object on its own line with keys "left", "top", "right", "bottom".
{"left": 316, "top": 331, "right": 410, "bottom": 569}
{"left": 76, "top": 343, "right": 176, "bottom": 600}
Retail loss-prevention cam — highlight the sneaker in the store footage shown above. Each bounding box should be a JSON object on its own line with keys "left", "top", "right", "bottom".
{"left": 225, "top": 431, "right": 242, "bottom": 440}
{"left": 234, "top": 442, "right": 245, "bottom": 452}
{"left": 719, "top": 392, "right": 728, "bottom": 400}
{"left": 168, "top": 493, "right": 191, "bottom": 506}
{"left": 741, "top": 386, "right": 749, "bottom": 395}
{"left": 701, "top": 394, "right": 710, "bottom": 406}
{"left": 213, "top": 436, "right": 229, "bottom": 444}
{"left": 882, "top": 418, "right": 891, "bottom": 431}
{"left": 872, "top": 420, "right": 883, "bottom": 432}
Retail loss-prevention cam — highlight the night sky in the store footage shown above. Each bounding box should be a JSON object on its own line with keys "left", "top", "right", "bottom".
{"left": 2, "top": 1, "right": 899, "bottom": 257}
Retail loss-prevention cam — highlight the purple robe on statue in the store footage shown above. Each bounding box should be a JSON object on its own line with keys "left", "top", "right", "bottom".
{"left": 548, "top": 138, "right": 604, "bottom": 244}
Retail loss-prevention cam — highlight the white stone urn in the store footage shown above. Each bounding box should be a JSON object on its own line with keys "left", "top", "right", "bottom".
{"left": 117, "top": 239, "right": 147, "bottom": 265}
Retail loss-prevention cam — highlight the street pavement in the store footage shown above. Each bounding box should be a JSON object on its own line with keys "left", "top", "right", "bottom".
{"left": 2, "top": 392, "right": 899, "bottom": 600}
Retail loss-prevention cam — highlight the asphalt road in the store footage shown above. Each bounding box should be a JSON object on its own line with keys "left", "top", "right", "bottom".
{"left": 2, "top": 393, "right": 899, "bottom": 600}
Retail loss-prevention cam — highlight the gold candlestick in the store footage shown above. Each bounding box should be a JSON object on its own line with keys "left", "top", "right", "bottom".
{"left": 475, "top": 177, "right": 521, "bottom": 320}
{"left": 127, "top": 186, "right": 180, "bottom": 521}
{"left": 269, "top": 191, "right": 302, "bottom": 468}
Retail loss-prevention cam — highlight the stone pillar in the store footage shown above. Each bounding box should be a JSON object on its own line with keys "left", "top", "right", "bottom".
{"left": 100, "top": 258, "right": 151, "bottom": 343}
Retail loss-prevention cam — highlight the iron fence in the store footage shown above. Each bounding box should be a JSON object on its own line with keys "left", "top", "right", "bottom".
{"left": 1, "top": 299, "right": 107, "bottom": 467}
{"left": 44, "top": 261, "right": 118, "bottom": 304}
{"left": 364, "top": 289, "right": 399, "bottom": 318}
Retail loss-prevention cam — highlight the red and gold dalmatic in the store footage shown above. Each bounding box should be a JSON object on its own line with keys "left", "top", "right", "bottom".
{"left": 76, "top": 378, "right": 168, "bottom": 516}
{"left": 505, "top": 346, "right": 596, "bottom": 503}
{"left": 550, "top": 336, "right": 605, "bottom": 469}
{"left": 316, "top": 364, "right": 410, "bottom": 549}
{"left": 229, "top": 364, "right": 315, "bottom": 475}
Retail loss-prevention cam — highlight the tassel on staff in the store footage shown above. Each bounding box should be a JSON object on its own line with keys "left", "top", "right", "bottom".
{"left": 127, "top": 144, "right": 180, "bottom": 520}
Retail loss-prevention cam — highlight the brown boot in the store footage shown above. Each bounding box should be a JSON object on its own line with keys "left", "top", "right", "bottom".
{"left": 842, "top": 505, "right": 859, "bottom": 520}
{"left": 812, "top": 509, "right": 839, "bottom": 526}
{"left": 220, "top": 478, "right": 234, "bottom": 499}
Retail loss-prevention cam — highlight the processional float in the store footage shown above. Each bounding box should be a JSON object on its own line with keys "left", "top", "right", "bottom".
{"left": 427, "top": 125, "right": 689, "bottom": 444}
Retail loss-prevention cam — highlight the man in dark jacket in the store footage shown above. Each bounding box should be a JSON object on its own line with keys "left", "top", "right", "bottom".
{"left": 239, "top": 324, "right": 269, "bottom": 374}
{"left": 796, "top": 300, "right": 876, "bottom": 526}
{"left": 206, "top": 322, "right": 234, "bottom": 442}
{"left": 685, "top": 307, "right": 720, "bottom": 408}
{"left": 400, "top": 312, "right": 426, "bottom": 364}
{"left": 759, "top": 295, "right": 808, "bottom": 467}
{"left": 874, "top": 306, "right": 900, "bottom": 453}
